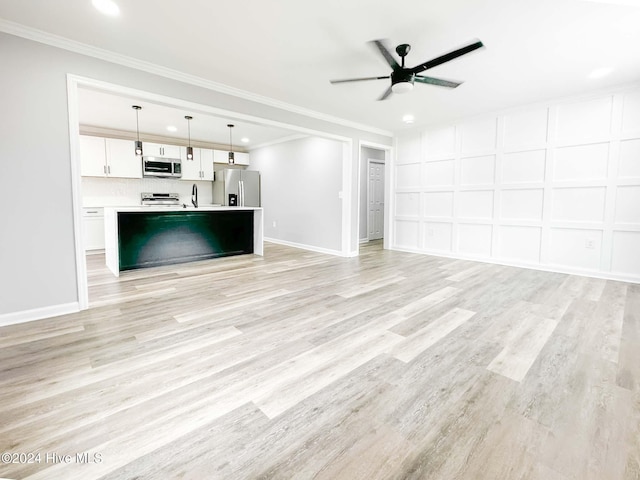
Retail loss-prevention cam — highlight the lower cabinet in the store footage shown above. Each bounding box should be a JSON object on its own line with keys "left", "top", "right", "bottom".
{"left": 118, "top": 210, "right": 254, "bottom": 270}
{"left": 83, "top": 207, "right": 105, "bottom": 251}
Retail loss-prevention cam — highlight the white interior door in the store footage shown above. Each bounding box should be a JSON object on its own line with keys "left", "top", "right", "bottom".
{"left": 368, "top": 160, "right": 384, "bottom": 240}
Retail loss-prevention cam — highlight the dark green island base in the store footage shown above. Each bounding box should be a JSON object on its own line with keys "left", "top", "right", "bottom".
{"left": 118, "top": 210, "right": 254, "bottom": 271}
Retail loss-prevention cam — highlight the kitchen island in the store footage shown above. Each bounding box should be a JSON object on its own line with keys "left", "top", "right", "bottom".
{"left": 104, "top": 206, "right": 263, "bottom": 277}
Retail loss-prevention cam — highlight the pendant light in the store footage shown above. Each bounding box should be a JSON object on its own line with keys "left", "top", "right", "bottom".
{"left": 227, "top": 124, "right": 235, "bottom": 165}
{"left": 185, "top": 115, "right": 193, "bottom": 160}
{"left": 132, "top": 105, "right": 143, "bottom": 156}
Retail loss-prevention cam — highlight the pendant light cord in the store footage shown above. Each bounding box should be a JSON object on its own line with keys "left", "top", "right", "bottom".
{"left": 185, "top": 115, "right": 192, "bottom": 147}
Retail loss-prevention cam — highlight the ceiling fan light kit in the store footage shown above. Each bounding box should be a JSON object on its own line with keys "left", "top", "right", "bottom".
{"left": 330, "top": 38, "right": 484, "bottom": 101}
{"left": 392, "top": 81, "right": 414, "bottom": 94}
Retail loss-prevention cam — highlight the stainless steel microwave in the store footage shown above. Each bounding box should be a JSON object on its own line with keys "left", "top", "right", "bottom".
{"left": 142, "top": 156, "right": 182, "bottom": 178}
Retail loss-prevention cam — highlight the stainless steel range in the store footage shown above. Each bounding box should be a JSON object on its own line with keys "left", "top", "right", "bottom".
{"left": 140, "top": 192, "right": 181, "bottom": 206}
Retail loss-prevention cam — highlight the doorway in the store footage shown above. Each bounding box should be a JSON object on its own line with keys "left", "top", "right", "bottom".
{"left": 358, "top": 144, "right": 388, "bottom": 246}
{"left": 67, "top": 75, "right": 355, "bottom": 311}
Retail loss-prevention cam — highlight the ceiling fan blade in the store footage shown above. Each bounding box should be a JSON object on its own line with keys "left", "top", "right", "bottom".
{"left": 370, "top": 40, "right": 400, "bottom": 70}
{"left": 330, "top": 76, "right": 390, "bottom": 84}
{"left": 415, "top": 76, "right": 462, "bottom": 88}
{"left": 410, "top": 39, "right": 484, "bottom": 75}
{"left": 377, "top": 85, "right": 393, "bottom": 101}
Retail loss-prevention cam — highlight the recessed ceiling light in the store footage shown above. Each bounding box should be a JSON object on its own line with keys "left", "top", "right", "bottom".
{"left": 402, "top": 114, "right": 415, "bottom": 124}
{"left": 166, "top": 126, "right": 177, "bottom": 132}
{"left": 588, "top": 67, "right": 613, "bottom": 79}
{"left": 92, "top": 0, "right": 120, "bottom": 16}
{"left": 241, "top": 137, "right": 250, "bottom": 143}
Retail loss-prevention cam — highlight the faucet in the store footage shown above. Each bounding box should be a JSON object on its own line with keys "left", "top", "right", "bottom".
{"left": 191, "top": 184, "right": 198, "bottom": 208}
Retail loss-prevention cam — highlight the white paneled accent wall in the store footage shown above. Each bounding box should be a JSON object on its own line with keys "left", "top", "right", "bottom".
{"left": 392, "top": 86, "right": 640, "bottom": 282}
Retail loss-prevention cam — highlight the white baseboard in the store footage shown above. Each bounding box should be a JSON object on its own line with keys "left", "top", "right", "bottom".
{"left": 391, "top": 245, "right": 640, "bottom": 285}
{"left": 0, "top": 302, "right": 80, "bottom": 328}
{"left": 264, "top": 237, "right": 345, "bottom": 257}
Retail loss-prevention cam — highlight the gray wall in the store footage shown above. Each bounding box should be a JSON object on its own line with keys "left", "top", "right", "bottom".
{"left": 250, "top": 137, "right": 343, "bottom": 252}
{"left": 0, "top": 32, "right": 391, "bottom": 318}
{"left": 1, "top": 34, "right": 78, "bottom": 315}
{"left": 359, "top": 146, "right": 386, "bottom": 241}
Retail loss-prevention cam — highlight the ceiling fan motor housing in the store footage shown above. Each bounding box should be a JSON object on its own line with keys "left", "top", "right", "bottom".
{"left": 391, "top": 69, "right": 415, "bottom": 93}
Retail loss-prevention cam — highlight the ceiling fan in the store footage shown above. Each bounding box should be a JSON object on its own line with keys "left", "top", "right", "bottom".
{"left": 330, "top": 39, "right": 484, "bottom": 100}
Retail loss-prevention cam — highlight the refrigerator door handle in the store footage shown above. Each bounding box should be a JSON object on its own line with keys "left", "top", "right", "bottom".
{"left": 241, "top": 180, "right": 245, "bottom": 206}
{"left": 239, "top": 180, "right": 244, "bottom": 207}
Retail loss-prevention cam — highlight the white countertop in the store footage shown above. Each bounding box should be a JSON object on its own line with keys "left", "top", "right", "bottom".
{"left": 104, "top": 205, "right": 262, "bottom": 213}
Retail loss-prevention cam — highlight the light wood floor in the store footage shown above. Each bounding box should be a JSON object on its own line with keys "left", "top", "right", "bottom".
{"left": 1, "top": 241, "right": 638, "bottom": 479}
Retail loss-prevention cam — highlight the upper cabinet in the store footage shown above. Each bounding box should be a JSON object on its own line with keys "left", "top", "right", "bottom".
{"left": 80, "top": 135, "right": 142, "bottom": 178}
{"left": 143, "top": 142, "right": 181, "bottom": 158}
{"left": 200, "top": 149, "right": 215, "bottom": 180}
{"left": 180, "top": 147, "right": 214, "bottom": 181}
{"left": 180, "top": 147, "right": 201, "bottom": 181}
{"left": 213, "top": 149, "right": 250, "bottom": 166}
{"left": 107, "top": 138, "right": 143, "bottom": 178}
{"left": 234, "top": 152, "right": 250, "bottom": 166}
{"left": 79, "top": 135, "right": 108, "bottom": 177}
{"left": 79, "top": 135, "right": 249, "bottom": 178}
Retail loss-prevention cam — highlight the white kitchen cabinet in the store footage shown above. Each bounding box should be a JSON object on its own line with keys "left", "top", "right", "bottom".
{"left": 213, "top": 149, "right": 227, "bottom": 165}
{"left": 213, "top": 149, "right": 249, "bottom": 165}
{"left": 180, "top": 147, "right": 201, "bottom": 180}
{"left": 181, "top": 147, "right": 214, "bottom": 180}
{"left": 79, "top": 135, "right": 141, "bottom": 178}
{"left": 234, "top": 152, "right": 250, "bottom": 166}
{"left": 82, "top": 207, "right": 105, "bottom": 251}
{"left": 143, "top": 142, "right": 181, "bottom": 158}
{"left": 106, "top": 138, "right": 142, "bottom": 178}
{"left": 200, "top": 148, "right": 215, "bottom": 180}
{"left": 80, "top": 135, "right": 107, "bottom": 177}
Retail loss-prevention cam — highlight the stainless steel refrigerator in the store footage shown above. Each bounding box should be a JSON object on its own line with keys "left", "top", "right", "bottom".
{"left": 213, "top": 169, "right": 260, "bottom": 207}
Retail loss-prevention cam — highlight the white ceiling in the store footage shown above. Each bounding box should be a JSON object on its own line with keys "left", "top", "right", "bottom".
{"left": 77, "top": 88, "right": 300, "bottom": 148}
{"left": 2, "top": 0, "right": 640, "bottom": 133}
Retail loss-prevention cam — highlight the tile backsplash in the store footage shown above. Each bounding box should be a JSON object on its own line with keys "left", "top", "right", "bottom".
{"left": 81, "top": 177, "right": 214, "bottom": 207}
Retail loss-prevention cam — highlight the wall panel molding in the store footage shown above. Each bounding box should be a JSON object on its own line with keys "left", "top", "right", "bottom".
{"left": 392, "top": 86, "right": 640, "bottom": 283}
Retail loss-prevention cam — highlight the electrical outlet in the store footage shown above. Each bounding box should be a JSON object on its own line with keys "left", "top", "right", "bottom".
{"left": 272, "top": 221, "right": 277, "bottom": 228}
{"left": 585, "top": 238, "right": 595, "bottom": 249}
{"left": 428, "top": 228, "right": 435, "bottom": 237}
{"left": 338, "top": 191, "right": 343, "bottom": 199}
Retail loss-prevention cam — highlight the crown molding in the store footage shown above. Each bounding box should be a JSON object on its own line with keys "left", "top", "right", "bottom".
{"left": 0, "top": 19, "right": 393, "bottom": 138}
{"left": 250, "top": 134, "right": 310, "bottom": 151}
